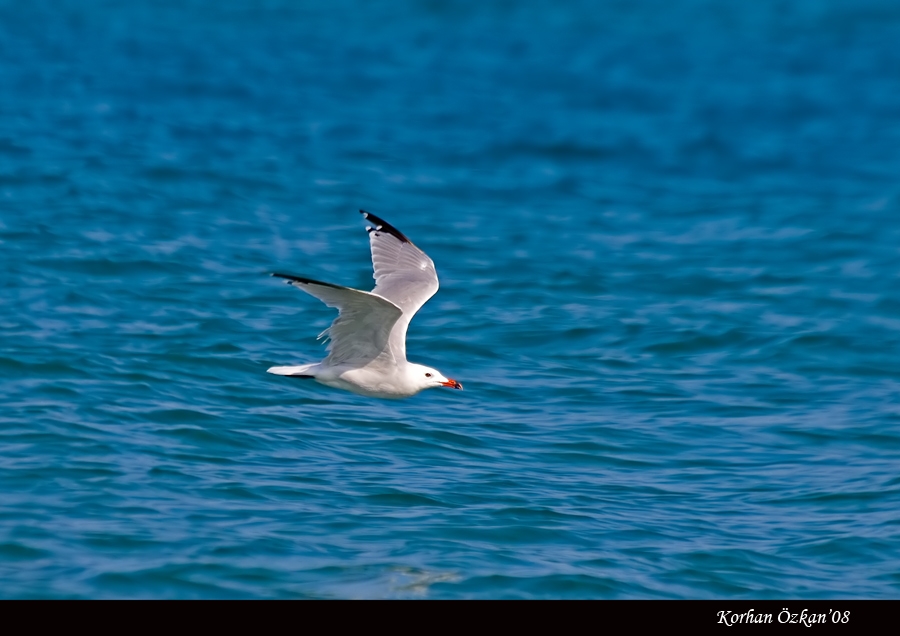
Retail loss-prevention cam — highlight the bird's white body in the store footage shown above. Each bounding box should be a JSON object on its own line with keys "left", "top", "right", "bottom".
{"left": 267, "top": 211, "right": 462, "bottom": 399}
{"left": 268, "top": 361, "right": 455, "bottom": 399}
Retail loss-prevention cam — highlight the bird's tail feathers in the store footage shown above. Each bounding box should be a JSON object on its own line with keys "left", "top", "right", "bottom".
{"left": 267, "top": 363, "right": 319, "bottom": 377}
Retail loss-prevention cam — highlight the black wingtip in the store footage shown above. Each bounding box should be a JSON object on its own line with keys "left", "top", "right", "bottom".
{"left": 271, "top": 272, "right": 353, "bottom": 291}
{"left": 359, "top": 210, "right": 411, "bottom": 244}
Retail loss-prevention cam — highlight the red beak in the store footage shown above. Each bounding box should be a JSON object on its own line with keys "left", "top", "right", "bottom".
{"left": 441, "top": 379, "right": 463, "bottom": 390}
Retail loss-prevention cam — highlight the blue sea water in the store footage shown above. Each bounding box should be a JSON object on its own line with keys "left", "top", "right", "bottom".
{"left": 2, "top": 0, "right": 900, "bottom": 598}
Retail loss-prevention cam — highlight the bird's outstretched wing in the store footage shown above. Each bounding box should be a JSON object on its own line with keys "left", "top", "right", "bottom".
{"left": 272, "top": 273, "right": 403, "bottom": 366}
{"left": 360, "top": 211, "right": 439, "bottom": 361}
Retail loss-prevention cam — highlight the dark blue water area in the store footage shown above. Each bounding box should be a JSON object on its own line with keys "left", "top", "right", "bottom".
{"left": 2, "top": 0, "right": 900, "bottom": 598}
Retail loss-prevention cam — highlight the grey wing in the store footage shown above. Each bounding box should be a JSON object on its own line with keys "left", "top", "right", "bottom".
{"left": 272, "top": 273, "right": 404, "bottom": 366}
{"left": 360, "top": 211, "right": 440, "bottom": 361}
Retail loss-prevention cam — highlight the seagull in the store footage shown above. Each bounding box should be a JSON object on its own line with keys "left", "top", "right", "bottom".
{"left": 267, "top": 210, "right": 463, "bottom": 399}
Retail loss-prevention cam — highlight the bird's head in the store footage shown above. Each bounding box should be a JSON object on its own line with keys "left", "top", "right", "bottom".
{"left": 409, "top": 363, "right": 463, "bottom": 393}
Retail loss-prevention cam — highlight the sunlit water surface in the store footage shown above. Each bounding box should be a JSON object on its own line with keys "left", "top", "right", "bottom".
{"left": 2, "top": 0, "right": 899, "bottom": 598}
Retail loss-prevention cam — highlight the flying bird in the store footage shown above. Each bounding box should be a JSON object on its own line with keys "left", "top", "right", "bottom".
{"left": 268, "top": 210, "right": 463, "bottom": 398}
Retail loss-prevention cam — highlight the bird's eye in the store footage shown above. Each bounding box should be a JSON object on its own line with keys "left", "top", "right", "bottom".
{"left": 425, "top": 373, "right": 432, "bottom": 378}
